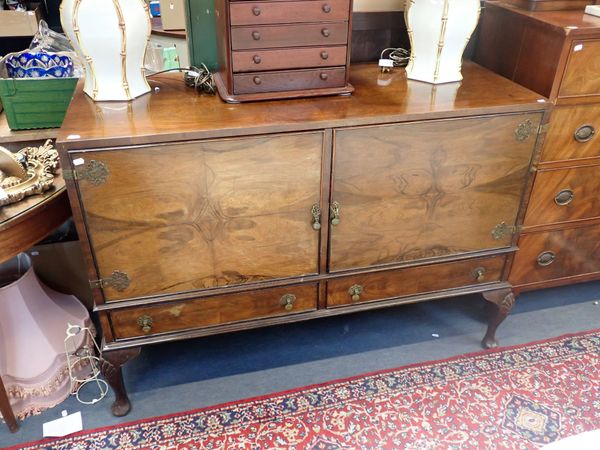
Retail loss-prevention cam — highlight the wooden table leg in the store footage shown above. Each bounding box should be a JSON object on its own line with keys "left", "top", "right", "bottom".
{"left": 0, "top": 375, "right": 19, "bottom": 433}
{"left": 481, "top": 287, "right": 516, "bottom": 349}
{"left": 100, "top": 347, "right": 141, "bottom": 417}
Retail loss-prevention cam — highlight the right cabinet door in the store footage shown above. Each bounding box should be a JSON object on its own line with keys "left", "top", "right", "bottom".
{"left": 329, "top": 114, "right": 541, "bottom": 272}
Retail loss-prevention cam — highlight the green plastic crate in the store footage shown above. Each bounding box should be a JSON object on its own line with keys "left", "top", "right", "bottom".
{"left": 0, "top": 77, "right": 77, "bottom": 130}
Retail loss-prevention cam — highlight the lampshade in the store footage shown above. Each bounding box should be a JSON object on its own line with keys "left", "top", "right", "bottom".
{"left": 0, "top": 253, "right": 91, "bottom": 420}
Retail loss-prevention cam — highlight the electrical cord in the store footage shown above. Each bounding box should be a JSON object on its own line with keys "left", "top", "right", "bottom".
{"left": 379, "top": 48, "right": 411, "bottom": 68}
{"left": 146, "top": 64, "right": 216, "bottom": 95}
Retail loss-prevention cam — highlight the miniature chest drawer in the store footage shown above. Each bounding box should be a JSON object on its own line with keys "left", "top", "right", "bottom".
{"left": 559, "top": 40, "right": 600, "bottom": 98}
{"left": 229, "top": 0, "right": 350, "bottom": 26}
{"left": 110, "top": 284, "right": 318, "bottom": 339}
{"left": 524, "top": 164, "right": 600, "bottom": 227}
{"left": 510, "top": 225, "right": 600, "bottom": 286}
{"left": 540, "top": 105, "right": 600, "bottom": 162}
{"left": 232, "top": 46, "right": 347, "bottom": 72}
{"left": 234, "top": 67, "right": 346, "bottom": 94}
{"left": 327, "top": 256, "right": 506, "bottom": 308}
{"left": 230, "top": 22, "right": 348, "bottom": 50}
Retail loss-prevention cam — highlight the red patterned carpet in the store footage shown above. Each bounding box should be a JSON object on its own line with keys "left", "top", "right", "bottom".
{"left": 9, "top": 330, "right": 600, "bottom": 450}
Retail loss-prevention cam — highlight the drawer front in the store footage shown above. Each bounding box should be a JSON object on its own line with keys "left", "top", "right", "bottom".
{"left": 510, "top": 226, "right": 600, "bottom": 286}
{"left": 524, "top": 164, "right": 600, "bottom": 227}
{"left": 230, "top": 0, "right": 350, "bottom": 26}
{"left": 559, "top": 40, "right": 600, "bottom": 98}
{"left": 327, "top": 256, "right": 506, "bottom": 308}
{"left": 232, "top": 46, "right": 347, "bottom": 72}
{"left": 234, "top": 67, "right": 345, "bottom": 94}
{"left": 231, "top": 22, "right": 348, "bottom": 50}
{"left": 111, "top": 284, "right": 318, "bottom": 339}
{"left": 541, "top": 105, "right": 600, "bottom": 162}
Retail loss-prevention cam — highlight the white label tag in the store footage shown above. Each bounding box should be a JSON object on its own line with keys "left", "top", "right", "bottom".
{"left": 379, "top": 58, "right": 394, "bottom": 68}
{"left": 43, "top": 411, "right": 83, "bottom": 438}
{"left": 73, "top": 158, "right": 85, "bottom": 166}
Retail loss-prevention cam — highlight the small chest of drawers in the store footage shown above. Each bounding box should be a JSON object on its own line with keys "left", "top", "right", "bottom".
{"left": 214, "top": 0, "right": 354, "bottom": 102}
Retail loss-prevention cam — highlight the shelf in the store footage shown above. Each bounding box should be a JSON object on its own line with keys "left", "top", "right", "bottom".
{"left": 0, "top": 112, "right": 59, "bottom": 145}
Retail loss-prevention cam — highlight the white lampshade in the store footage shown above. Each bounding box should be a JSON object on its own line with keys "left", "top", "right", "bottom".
{"left": 0, "top": 254, "right": 91, "bottom": 420}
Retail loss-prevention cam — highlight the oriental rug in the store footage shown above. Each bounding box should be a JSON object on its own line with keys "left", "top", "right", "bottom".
{"left": 7, "top": 330, "right": 600, "bottom": 450}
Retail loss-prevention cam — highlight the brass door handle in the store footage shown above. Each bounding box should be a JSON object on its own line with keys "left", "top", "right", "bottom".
{"left": 280, "top": 294, "right": 296, "bottom": 311}
{"left": 472, "top": 267, "right": 486, "bottom": 282}
{"left": 537, "top": 251, "right": 556, "bottom": 267}
{"left": 554, "top": 189, "right": 574, "bottom": 206}
{"left": 311, "top": 203, "right": 322, "bottom": 230}
{"left": 574, "top": 124, "right": 595, "bottom": 143}
{"left": 330, "top": 201, "right": 341, "bottom": 226}
{"left": 137, "top": 315, "right": 153, "bottom": 333}
{"left": 348, "top": 284, "right": 364, "bottom": 302}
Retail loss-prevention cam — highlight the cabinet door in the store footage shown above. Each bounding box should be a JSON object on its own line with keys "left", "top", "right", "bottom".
{"left": 71, "top": 132, "right": 324, "bottom": 301}
{"left": 329, "top": 114, "right": 541, "bottom": 272}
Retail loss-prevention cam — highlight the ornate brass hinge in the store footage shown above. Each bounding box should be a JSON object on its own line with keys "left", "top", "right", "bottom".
{"left": 63, "top": 160, "right": 109, "bottom": 185}
{"left": 491, "top": 222, "right": 522, "bottom": 240}
{"left": 89, "top": 270, "right": 130, "bottom": 291}
{"left": 515, "top": 120, "right": 550, "bottom": 142}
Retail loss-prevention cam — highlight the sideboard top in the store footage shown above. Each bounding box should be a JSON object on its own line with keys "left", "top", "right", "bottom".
{"left": 58, "top": 62, "right": 547, "bottom": 149}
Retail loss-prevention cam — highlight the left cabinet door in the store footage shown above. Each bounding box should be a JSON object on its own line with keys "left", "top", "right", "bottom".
{"left": 70, "top": 132, "right": 324, "bottom": 301}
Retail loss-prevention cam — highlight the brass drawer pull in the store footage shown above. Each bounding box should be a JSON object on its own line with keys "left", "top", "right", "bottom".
{"left": 574, "top": 124, "right": 595, "bottom": 143}
{"left": 280, "top": 294, "right": 296, "bottom": 311}
{"left": 253, "top": 76, "right": 262, "bottom": 85}
{"left": 320, "top": 51, "right": 329, "bottom": 60}
{"left": 137, "top": 315, "right": 153, "bottom": 333}
{"left": 537, "top": 251, "right": 556, "bottom": 267}
{"left": 253, "top": 55, "right": 261, "bottom": 64}
{"left": 322, "top": 3, "right": 332, "bottom": 13}
{"left": 252, "top": 31, "right": 261, "bottom": 41}
{"left": 473, "top": 267, "right": 486, "bottom": 282}
{"left": 330, "top": 201, "right": 341, "bottom": 226}
{"left": 322, "top": 28, "right": 331, "bottom": 37}
{"left": 320, "top": 73, "right": 329, "bottom": 81}
{"left": 252, "top": 6, "right": 261, "bottom": 16}
{"left": 348, "top": 284, "right": 364, "bottom": 302}
{"left": 311, "top": 203, "right": 322, "bottom": 230}
{"left": 554, "top": 189, "right": 574, "bottom": 206}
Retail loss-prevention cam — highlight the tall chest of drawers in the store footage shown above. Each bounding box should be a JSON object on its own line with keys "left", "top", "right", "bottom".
{"left": 57, "top": 63, "right": 547, "bottom": 416}
{"left": 475, "top": 2, "right": 600, "bottom": 292}
{"left": 214, "top": 0, "right": 354, "bottom": 102}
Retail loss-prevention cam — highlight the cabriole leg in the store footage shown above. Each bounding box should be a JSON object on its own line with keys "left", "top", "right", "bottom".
{"left": 100, "top": 347, "right": 141, "bottom": 417}
{"left": 481, "top": 288, "right": 516, "bottom": 349}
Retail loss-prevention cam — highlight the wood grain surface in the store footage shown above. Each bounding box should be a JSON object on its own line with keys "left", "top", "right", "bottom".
{"left": 232, "top": 46, "right": 348, "bottom": 73}
{"left": 229, "top": 0, "right": 350, "bottom": 26}
{"left": 233, "top": 67, "right": 346, "bottom": 94}
{"left": 327, "top": 255, "right": 506, "bottom": 307}
{"left": 328, "top": 113, "right": 541, "bottom": 271}
{"left": 559, "top": 39, "right": 600, "bottom": 98}
{"left": 231, "top": 22, "right": 349, "bottom": 50}
{"left": 74, "top": 132, "right": 324, "bottom": 301}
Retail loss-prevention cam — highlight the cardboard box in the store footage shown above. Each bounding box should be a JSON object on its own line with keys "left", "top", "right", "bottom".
{"left": 0, "top": 7, "right": 42, "bottom": 37}
{"left": 159, "top": 0, "right": 186, "bottom": 31}
{"left": 28, "top": 241, "right": 94, "bottom": 310}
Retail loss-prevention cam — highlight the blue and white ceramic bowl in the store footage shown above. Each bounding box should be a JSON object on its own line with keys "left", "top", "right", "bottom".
{"left": 5, "top": 51, "right": 74, "bottom": 79}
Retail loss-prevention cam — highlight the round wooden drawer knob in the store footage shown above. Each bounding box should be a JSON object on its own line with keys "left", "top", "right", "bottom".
{"left": 321, "top": 28, "right": 331, "bottom": 37}
{"left": 253, "top": 55, "right": 262, "bottom": 64}
{"left": 320, "top": 73, "right": 329, "bottom": 81}
{"left": 252, "top": 6, "right": 261, "bottom": 16}
{"left": 537, "top": 251, "right": 556, "bottom": 267}
{"left": 253, "top": 76, "right": 262, "bottom": 85}
{"left": 320, "top": 51, "right": 329, "bottom": 60}
{"left": 252, "top": 31, "right": 261, "bottom": 41}
{"left": 322, "top": 4, "right": 332, "bottom": 13}
{"left": 574, "top": 124, "right": 595, "bottom": 143}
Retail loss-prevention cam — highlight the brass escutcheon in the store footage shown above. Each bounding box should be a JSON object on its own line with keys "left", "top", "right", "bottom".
{"left": 472, "top": 267, "right": 486, "bottom": 282}
{"left": 537, "top": 251, "right": 556, "bottom": 267}
{"left": 348, "top": 284, "right": 364, "bottom": 302}
{"left": 137, "top": 315, "right": 153, "bottom": 333}
{"left": 554, "top": 189, "right": 574, "bottom": 206}
{"left": 280, "top": 294, "right": 296, "bottom": 311}
{"left": 574, "top": 124, "right": 595, "bottom": 143}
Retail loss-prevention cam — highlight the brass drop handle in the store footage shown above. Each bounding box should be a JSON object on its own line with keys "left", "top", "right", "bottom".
{"left": 252, "top": 6, "right": 261, "bottom": 16}
{"left": 554, "top": 189, "right": 574, "bottom": 206}
{"left": 348, "top": 284, "right": 364, "bottom": 302}
{"left": 574, "top": 124, "right": 595, "bottom": 143}
{"left": 320, "top": 51, "right": 329, "bottom": 60}
{"left": 537, "top": 251, "right": 556, "bottom": 267}
{"left": 137, "top": 315, "right": 153, "bottom": 333}
{"left": 253, "top": 55, "right": 262, "bottom": 64}
{"left": 252, "top": 31, "right": 261, "bottom": 40}
{"left": 322, "top": 28, "right": 331, "bottom": 37}
{"left": 280, "top": 294, "right": 296, "bottom": 311}
{"left": 311, "top": 203, "right": 322, "bottom": 230}
{"left": 253, "top": 76, "right": 262, "bottom": 85}
{"left": 472, "top": 267, "right": 486, "bottom": 282}
{"left": 322, "top": 3, "right": 332, "bottom": 13}
{"left": 320, "top": 73, "right": 329, "bottom": 81}
{"left": 330, "top": 201, "right": 341, "bottom": 225}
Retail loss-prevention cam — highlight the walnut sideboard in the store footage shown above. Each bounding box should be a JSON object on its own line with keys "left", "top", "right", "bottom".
{"left": 57, "top": 63, "right": 548, "bottom": 416}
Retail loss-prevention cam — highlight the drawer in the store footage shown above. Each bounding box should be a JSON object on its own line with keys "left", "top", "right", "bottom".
{"left": 232, "top": 46, "right": 347, "bottom": 72}
{"left": 231, "top": 22, "right": 348, "bottom": 50}
{"left": 327, "top": 256, "right": 506, "bottom": 308}
{"left": 510, "top": 226, "right": 600, "bottom": 286}
{"left": 541, "top": 105, "right": 600, "bottom": 162}
{"left": 234, "top": 67, "right": 345, "bottom": 94}
{"left": 524, "top": 164, "right": 600, "bottom": 227}
{"left": 559, "top": 40, "right": 600, "bottom": 98}
{"left": 230, "top": 0, "right": 350, "bottom": 26}
{"left": 110, "top": 284, "right": 318, "bottom": 339}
